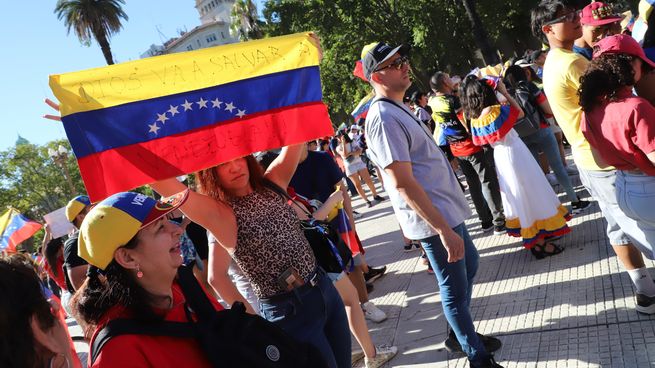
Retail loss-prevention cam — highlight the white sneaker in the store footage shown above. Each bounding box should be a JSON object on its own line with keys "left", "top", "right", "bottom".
{"left": 352, "top": 349, "right": 365, "bottom": 364}
{"left": 362, "top": 301, "right": 387, "bottom": 323}
{"left": 546, "top": 173, "right": 558, "bottom": 186}
{"left": 365, "top": 345, "right": 398, "bottom": 368}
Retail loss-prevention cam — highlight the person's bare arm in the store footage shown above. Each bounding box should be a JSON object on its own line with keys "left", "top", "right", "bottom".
{"left": 207, "top": 240, "right": 256, "bottom": 314}
{"left": 312, "top": 190, "right": 343, "bottom": 221}
{"left": 68, "top": 265, "right": 88, "bottom": 290}
{"left": 496, "top": 81, "right": 525, "bottom": 120}
{"left": 384, "top": 161, "right": 464, "bottom": 262}
{"left": 537, "top": 98, "right": 553, "bottom": 116}
{"left": 265, "top": 144, "right": 304, "bottom": 190}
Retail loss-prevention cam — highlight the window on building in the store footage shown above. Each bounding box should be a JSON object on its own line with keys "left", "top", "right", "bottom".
{"left": 206, "top": 34, "right": 217, "bottom": 43}
{"left": 187, "top": 45, "right": 193, "bottom": 51}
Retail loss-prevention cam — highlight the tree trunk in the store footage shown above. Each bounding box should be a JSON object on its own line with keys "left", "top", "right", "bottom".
{"left": 461, "top": 0, "right": 500, "bottom": 65}
{"left": 94, "top": 28, "right": 115, "bottom": 65}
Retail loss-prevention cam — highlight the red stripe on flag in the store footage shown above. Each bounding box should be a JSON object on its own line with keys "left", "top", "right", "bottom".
{"left": 78, "top": 102, "right": 334, "bottom": 201}
{"left": 7, "top": 222, "right": 42, "bottom": 253}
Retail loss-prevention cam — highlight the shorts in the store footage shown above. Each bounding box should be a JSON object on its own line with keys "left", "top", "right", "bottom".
{"left": 327, "top": 271, "right": 346, "bottom": 283}
{"left": 345, "top": 160, "right": 367, "bottom": 176}
{"left": 578, "top": 168, "right": 652, "bottom": 258}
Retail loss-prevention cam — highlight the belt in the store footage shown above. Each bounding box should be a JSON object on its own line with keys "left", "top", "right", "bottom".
{"left": 260, "top": 267, "right": 325, "bottom": 304}
{"left": 622, "top": 169, "right": 647, "bottom": 176}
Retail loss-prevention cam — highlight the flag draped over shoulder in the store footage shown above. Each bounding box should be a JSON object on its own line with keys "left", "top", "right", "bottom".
{"left": 50, "top": 32, "right": 334, "bottom": 201}
{"left": 0, "top": 209, "right": 42, "bottom": 253}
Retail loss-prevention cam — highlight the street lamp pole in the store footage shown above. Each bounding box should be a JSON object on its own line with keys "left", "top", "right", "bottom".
{"left": 48, "top": 145, "right": 76, "bottom": 196}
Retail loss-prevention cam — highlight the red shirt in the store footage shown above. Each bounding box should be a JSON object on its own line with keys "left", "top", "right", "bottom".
{"left": 581, "top": 88, "right": 655, "bottom": 174}
{"left": 45, "top": 256, "right": 67, "bottom": 291}
{"left": 450, "top": 138, "right": 482, "bottom": 157}
{"left": 91, "top": 282, "right": 223, "bottom": 367}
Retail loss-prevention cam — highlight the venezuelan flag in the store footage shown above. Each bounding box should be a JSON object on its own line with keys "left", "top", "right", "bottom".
{"left": 0, "top": 209, "right": 42, "bottom": 253}
{"left": 469, "top": 104, "right": 520, "bottom": 146}
{"left": 50, "top": 32, "right": 334, "bottom": 201}
{"left": 351, "top": 90, "right": 375, "bottom": 122}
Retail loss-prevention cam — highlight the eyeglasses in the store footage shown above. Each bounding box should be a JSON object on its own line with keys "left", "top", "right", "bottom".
{"left": 374, "top": 56, "right": 410, "bottom": 73}
{"left": 544, "top": 10, "right": 580, "bottom": 26}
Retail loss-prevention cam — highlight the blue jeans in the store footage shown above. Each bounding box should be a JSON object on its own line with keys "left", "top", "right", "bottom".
{"left": 521, "top": 128, "right": 578, "bottom": 203}
{"left": 420, "top": 223, "right": 487, "bottom": 362}
{"left": 259, "top": 273, "right": 350, "bottom": 368}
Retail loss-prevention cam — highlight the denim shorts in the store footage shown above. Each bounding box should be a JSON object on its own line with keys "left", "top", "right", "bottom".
{"left": 577, "top": 168, "right": 636, "bottom": 246}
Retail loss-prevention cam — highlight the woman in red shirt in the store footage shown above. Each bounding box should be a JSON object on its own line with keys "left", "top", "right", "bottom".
{"left": 73, "top": 190, "right": 224, "bottom": 367}
{"left": 579, "top": 34, "right": 655, "bottom": 258}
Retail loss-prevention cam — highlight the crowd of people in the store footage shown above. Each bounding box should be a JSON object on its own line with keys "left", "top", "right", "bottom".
{"left": 3, "top": 1, "right": 655, "bottom": 367}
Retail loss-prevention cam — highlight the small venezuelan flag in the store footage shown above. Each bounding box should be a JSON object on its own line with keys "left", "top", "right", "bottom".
{"left": 0, "top": 209, "right": 42, "bottom": 253}
{"left": 50, "top": 32, "right": 334, "bottom": 201}
{"left": 351, "top": 90, "right": 375, "bottom": 122}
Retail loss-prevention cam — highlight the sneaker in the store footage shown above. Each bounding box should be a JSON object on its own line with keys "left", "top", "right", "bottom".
{"left": 481, "top": 222, "right": 494, "bottom": 233}
{"left": 546, "top": 173, "right": 558, "bottom": 186}
{"left": 362, "top": 301, "right": 387, "bottom": 323}
{"left": 353, "top": 210, "right": 363, "bottom": 219}
{"left": 364, "top": 266, "right": 387, "bottom": 284}
{"left": 565, "top": 165, "right": 578, "bottom": 175}
{"left": 470, "top": 355, "right": 504, "bottom": 368}
{"left": 572, "top": 200, "right": 591, "bottom": 214}
{"left": 365, "top": 344, "right": 398, "bottom": 368}
{"left": 366, "top": 283, "right": 374, "bottom": 294}
{"left": 493, "top": 225, "right": 507, "bottom": 235}
{"left": 636, "top": 293, "right": 655, "bottom": 314}
{"left": 367, "top": 201, "right": 374, "bottom": 208}
{"left": 352, "top": 349, "right": 365, "bottom": 364}
{"left": 373, "top": 195, "right": 387, "bottom": 202}
{"left": 444, "top": 329, "right": 502, "bottom": 354}
{"left": 404, "top": 241, "right": 420, "bottom": 252}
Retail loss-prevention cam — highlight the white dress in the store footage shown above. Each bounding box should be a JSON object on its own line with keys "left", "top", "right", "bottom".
{"left": 470, "top": 105, "right": 570, "bottom": 247}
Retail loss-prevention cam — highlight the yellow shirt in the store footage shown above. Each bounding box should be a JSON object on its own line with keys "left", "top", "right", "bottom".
{"left": 542, "top": 48, "right": 612, "bottom": 171}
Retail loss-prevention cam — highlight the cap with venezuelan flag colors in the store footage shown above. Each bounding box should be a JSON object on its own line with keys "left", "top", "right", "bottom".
{"left": 78, "top": 190, "right": 189, "bottom": 270}
{"left": 65, "top": 195, "right": 91, "bottom": 222}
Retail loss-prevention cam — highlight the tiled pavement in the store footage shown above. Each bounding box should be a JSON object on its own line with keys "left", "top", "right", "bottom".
{"left": 352, "top": 168, "right": 655, "bottom": 368}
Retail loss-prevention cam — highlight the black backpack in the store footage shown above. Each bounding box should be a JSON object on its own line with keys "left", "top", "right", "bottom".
{"left": 90, "top": 265, "right": 327, "bottom": 368}
{"left": 509, "top": 81, "right": 543, "bottom": 138}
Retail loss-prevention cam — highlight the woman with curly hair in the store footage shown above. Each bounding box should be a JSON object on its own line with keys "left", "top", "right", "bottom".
{"left": 580, "top": 34, "right": 655, "bottom": 256}
{"left": 461, "top": 76, "right": 572, "bottom": 259}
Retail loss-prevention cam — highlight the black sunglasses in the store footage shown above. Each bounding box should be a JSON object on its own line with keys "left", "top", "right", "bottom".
{"left": 374, "top": 56, "right": 410, "bottom": 73}
{"left": 544, "top": 10, "right": 580, "bottom": 26}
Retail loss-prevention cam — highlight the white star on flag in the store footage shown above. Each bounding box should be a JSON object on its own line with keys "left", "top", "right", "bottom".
{"left": 148, "top": 122, "right": 161, "bottom": 135}
{"left": 156, "top": 113, "right": 169, "bottom": 124}
{"left": 236, "top": 109, "right": 246, "bottom": 118}
{"left": 197, "top": 97, "right": 208, "bottom": 109}
{"left": 224, "top": 102, "right": 236, "bottom": 113}
{"left": 182, "top": 99, "right": 193, "bottom": 111}
{"left": 168, "top": 105, "right": 179, "bottom": 116}
{"left": 211, "top": 98, "right": 222, "bottom": 108}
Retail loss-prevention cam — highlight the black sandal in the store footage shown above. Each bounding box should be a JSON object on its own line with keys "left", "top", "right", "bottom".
{"left": 530, "top": 242, "right": 563, "bottom": 259}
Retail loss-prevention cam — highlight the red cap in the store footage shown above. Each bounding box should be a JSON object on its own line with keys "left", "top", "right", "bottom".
{"left": 593, "top": 34, "right": 655, "bottom": 68}
{"left": 580, "top": 2, "right": 623, "bottom": 26}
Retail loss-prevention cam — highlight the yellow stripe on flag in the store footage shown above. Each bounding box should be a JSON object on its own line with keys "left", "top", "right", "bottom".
{"left": 0, "top": 208, "right": 15, "bottom": 236}
{"left": 49, "top": 32, "right": 321, "bottom": 117}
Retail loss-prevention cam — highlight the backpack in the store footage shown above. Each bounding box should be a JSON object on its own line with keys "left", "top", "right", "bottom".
{"left": 509, "top": 81, "right": 542, "bottom": 138}
{"left": 90, "top": 265, "right": 327, "bottom": 368}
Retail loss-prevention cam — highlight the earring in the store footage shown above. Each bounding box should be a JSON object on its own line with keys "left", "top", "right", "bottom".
{"left": 136, "top": 264, "right": 143, "bottom": 278}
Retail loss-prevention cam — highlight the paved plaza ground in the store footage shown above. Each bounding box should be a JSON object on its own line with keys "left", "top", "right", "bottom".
{"left": 67, "top": 157, "right": 655, "bottom": 368}
{"left": 352, "top": 165, "right": 655, "bottom": 368}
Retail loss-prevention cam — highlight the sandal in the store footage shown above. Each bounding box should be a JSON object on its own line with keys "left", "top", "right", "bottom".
{"left": 530, "top": 242, "right": 563, "bottom": 259}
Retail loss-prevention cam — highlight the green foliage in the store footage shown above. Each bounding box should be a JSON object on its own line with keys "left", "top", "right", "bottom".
{"left": 262, "top": 0, "right": 541, "bottom": 125}
{"left": 0, "top": 140, "right": 86, "bottom": 220}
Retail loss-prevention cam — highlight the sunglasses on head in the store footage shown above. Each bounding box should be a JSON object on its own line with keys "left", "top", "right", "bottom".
{"left": 544, "top": 10, "right": 580, "bottom": 26}
{"left": 374, "top": 56, "right": 410, "bottom": 73}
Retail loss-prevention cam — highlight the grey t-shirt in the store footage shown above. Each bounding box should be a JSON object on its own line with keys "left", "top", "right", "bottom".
{"left": 365, "top": 97, "right": 471, "bottom": 240}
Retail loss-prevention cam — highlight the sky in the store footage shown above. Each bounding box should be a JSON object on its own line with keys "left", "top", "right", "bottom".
{"left": 0, "top": 1, "right": 263, "bottom": 151}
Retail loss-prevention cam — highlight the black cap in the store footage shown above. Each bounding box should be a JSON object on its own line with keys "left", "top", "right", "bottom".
{"left": 362, "top": 42, "right": 410, "bottom": 80}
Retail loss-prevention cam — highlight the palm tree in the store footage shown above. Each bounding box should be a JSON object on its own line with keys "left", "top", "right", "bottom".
{"left": 230, "top": 0, "right": 263, "bottom": 41}
{"left": 461, "top": 0, "right": 500, "bottom": 65}
{"left": 54, "top": 0, "right": 128, "bottom": 65}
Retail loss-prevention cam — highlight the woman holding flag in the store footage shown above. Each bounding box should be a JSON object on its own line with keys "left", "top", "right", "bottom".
{"left": 151, "top": 145, "right": 351, "bottom": 368}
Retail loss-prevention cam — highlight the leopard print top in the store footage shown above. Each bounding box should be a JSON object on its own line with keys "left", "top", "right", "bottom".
{"left": 228, "top": 188, "right": 316, "bottom": 298}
